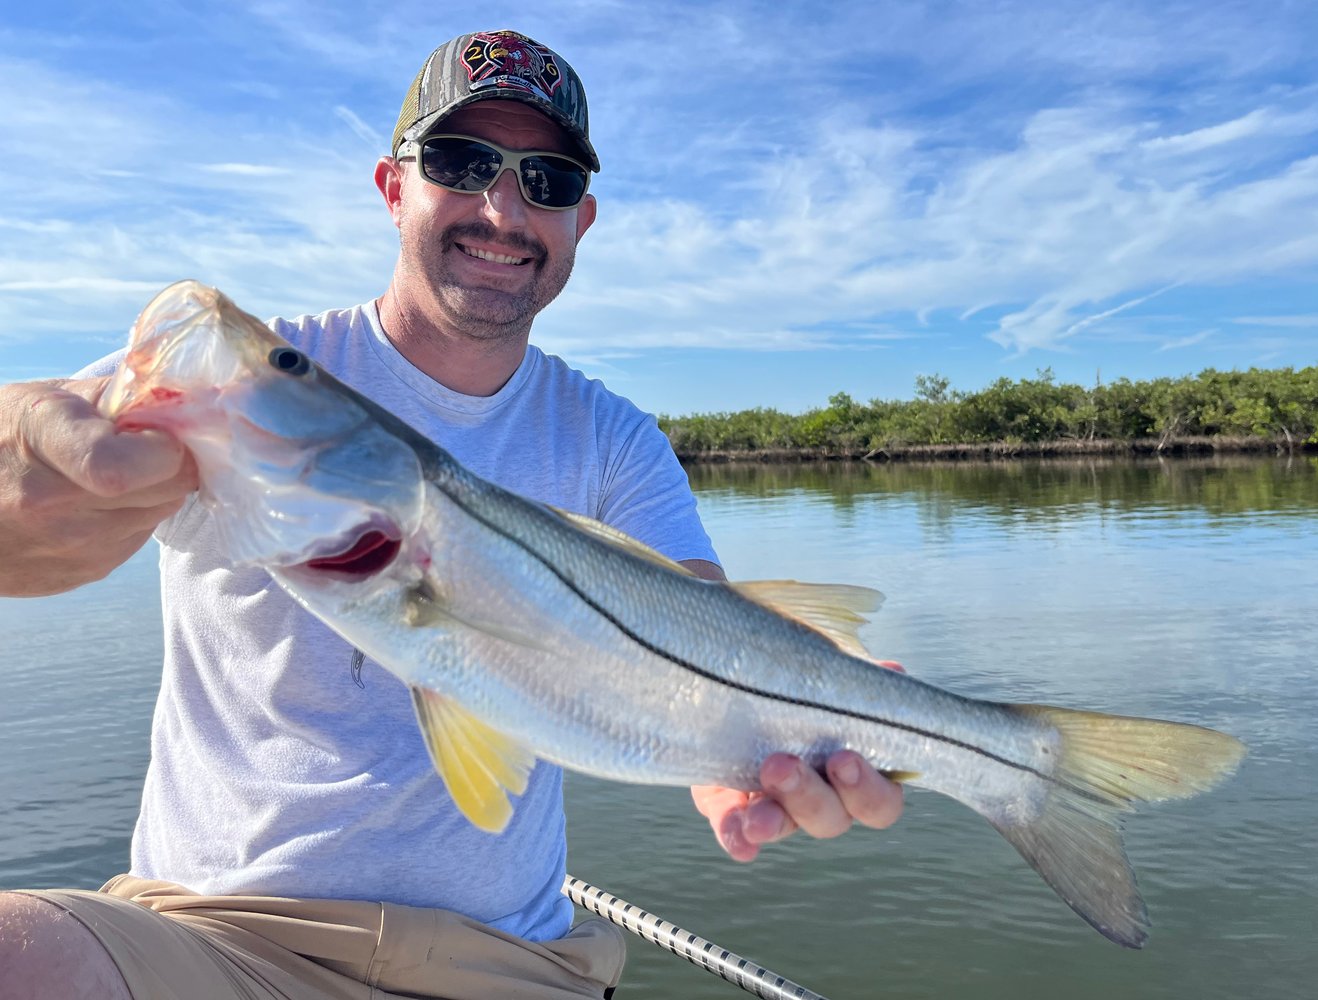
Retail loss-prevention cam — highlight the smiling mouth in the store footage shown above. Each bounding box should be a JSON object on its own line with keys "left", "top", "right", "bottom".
{"left": 458, "top": 244, "right": 531, "bottom": 266}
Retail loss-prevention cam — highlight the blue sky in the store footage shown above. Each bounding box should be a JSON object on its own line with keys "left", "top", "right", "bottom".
{"left": 2, "top": 0, "right": 1316, "bottom": 416}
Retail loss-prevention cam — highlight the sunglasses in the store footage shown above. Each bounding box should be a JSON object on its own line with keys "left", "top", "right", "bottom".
{"left": 396, "top": 134, "right": 592, "bottom": 211}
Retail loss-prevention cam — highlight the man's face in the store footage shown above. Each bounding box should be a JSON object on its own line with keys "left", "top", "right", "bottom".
{"left": 385, "top": 101, "right": 597, "bottom": 341}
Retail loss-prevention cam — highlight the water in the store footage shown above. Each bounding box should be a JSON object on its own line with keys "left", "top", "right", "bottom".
{"left": 2, "top": 456, "right": 1315, "bottom": 999}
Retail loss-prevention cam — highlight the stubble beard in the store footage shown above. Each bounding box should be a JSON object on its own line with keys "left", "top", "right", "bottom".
{"left": 402, "top": 220, "right": 576, "bottom": 342}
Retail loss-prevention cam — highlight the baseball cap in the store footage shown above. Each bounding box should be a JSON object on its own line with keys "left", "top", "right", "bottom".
{"left": 391, "top": 30, "right": 599, "bottom": 172}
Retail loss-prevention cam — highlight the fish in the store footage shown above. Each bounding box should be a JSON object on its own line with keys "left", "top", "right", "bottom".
{"left": 101, "top": 279, "right": 1246, "bottom": 949}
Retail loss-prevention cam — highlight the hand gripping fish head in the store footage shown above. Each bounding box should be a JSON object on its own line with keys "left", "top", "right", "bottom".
{"left": 104, "top": 280, "right": 426, "bottom": 578}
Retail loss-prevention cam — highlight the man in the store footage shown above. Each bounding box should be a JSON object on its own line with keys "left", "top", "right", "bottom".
{"left": 0, "top": 30, "right": 902, "bottom": 1000}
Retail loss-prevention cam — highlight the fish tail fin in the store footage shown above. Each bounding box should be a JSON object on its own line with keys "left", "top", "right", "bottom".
{"left": 991, "top": 705, "right": 1246, "bottom": 948}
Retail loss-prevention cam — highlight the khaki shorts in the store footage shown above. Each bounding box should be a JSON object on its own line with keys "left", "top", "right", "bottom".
{"left": 19, "top": 875, "right": 626, "bottom": 1000}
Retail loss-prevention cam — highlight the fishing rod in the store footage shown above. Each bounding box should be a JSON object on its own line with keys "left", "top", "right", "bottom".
{"left": 562, "top": 875, "right": 830, "bottom": 1000}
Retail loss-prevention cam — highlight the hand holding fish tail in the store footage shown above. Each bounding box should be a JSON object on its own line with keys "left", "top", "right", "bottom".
{"left": 695, "top": 658, "right": 908, "bottom": 861}
{"left": 696, "top": 749, "right": 906, "bottom": 861}
{"left": 0, "top": 377, "right": 197, "bottom": 596}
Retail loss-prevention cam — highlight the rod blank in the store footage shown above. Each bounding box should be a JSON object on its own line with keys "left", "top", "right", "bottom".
{"left": 562, "top": 875, "right": 830, "bottom": 1000}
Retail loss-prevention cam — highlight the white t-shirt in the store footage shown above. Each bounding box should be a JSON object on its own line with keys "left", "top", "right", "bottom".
{"left": 81, "top": 301, "right": 718, "bottom": 941}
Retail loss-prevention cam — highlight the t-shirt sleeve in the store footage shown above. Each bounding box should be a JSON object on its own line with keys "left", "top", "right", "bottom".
{"left": 596, "top": 415, "right": 721, "bottom": 567}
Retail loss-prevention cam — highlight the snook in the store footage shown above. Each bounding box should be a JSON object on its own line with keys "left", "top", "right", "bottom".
{"left": 103, "top": 280, "right": 1246, "bottom": 949}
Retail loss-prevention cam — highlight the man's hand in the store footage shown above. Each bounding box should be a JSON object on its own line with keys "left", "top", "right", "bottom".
{"left": 0, "top": 378, "right": 198, "bottom": 597}
{"left": 692, "top": 660, "right": 907, "bottom": 861}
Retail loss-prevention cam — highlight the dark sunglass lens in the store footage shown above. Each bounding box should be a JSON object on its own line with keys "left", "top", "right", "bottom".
{"left": 520, "top": 154, "right": 588, "bottom": 208}
{"left": 421, "top": 138, "right": 502, "bottom": 191}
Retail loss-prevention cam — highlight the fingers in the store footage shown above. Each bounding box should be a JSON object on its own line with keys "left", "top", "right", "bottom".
{"left": 751, "top": 750, "right": 904, "bottom": 840}
{"left": 1, "top": 379, "right": 198, "bottom": 596}
{"left": 755, "top": 753, "right": 852, "bottom": 840}
{"left": 825, "top": 751, "right": 905, "bottom": 829}
{"left": 19, "top": 380, "right": 196, "bottom": 498}
{"left": 691, "top": 785, "right": 762, "bottom": 862}
{"left": 694, "top": 663, "right": 911, "bottom": 861}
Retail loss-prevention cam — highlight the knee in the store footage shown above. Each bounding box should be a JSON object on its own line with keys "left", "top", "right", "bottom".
{"left": 0, "top": 892, "right": 132, "bottom": 1000}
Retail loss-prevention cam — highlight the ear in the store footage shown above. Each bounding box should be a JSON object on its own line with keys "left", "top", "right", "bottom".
{"left": 374, "top": 157, "right": 405, "bottom": 228}
{"left": 575, "top": 193, "right": 597, "bottom": 243}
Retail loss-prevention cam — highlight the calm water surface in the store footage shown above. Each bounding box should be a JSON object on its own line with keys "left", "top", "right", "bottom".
{"left": 2, "top": 457, "right": 1314, "bottom": 999}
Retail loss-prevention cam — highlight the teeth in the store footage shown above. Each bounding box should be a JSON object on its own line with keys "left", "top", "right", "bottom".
{"left": 461, "top": 245, "right": 528, "bottom": 265}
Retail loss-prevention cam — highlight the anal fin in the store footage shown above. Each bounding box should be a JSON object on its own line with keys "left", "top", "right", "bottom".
{"left": 409, "top": 686, "right": 538, "bottom": 834}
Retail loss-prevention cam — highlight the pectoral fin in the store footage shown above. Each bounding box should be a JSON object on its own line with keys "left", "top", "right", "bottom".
{"left": 404, "top": 576, "right": 552, "bottom": 654}
{"left": 409, "top": 686, "right": 537, "bottom": 834}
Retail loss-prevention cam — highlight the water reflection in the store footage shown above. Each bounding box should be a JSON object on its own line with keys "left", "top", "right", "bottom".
{"left": 584, "top": 455, "right": 1318, "bottom": 1000}
{"left": 2, "top": 458, "right": 1315, "bottom": 1000}
{"left": 688, "top": 454, "right": 1318, "bottom": 522}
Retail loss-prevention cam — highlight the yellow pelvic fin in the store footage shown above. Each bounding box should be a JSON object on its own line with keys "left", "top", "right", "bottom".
{"left": 731, "top": 580, "right": 885, "bottom": 659}
{"left": 550, "top": 506, "right": 697, "bottom": 575}
{"left": 409, "top": 686, "right": 537, "bottom": 834}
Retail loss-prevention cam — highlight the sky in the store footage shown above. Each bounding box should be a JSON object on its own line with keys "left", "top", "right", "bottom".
{"left": 1, "top": 0, "right": 1316, "bottom": 416}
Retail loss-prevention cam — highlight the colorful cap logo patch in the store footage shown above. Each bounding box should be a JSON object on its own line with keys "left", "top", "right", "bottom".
{"left": 392, "top": 29, "right": 599, "bottom": 172}
{"left": 462, "top": 31, "right": 563, "bottom": 101}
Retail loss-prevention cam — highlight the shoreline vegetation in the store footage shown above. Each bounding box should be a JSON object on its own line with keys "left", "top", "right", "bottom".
{"left": 659, "top": 367, "right": 1318, "bottom": 462}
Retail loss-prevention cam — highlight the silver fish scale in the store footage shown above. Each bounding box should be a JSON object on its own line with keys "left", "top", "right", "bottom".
{"left": 284, "top": 466, "right": 1059, "bottom": 809}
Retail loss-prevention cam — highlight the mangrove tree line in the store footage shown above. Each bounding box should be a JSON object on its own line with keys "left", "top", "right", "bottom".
{"left": 659, "top": 367, "right": 1318, "bottom": 459}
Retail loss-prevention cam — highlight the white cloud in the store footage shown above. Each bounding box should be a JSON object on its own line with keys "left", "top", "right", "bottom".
{"left": 1231, "top": 315, "right": 1318, "bottom": 329}
{"left": 2, "top": 1, "right": 1317, "bottom": 381}
{"left": 197, "top": 163, "right": 294, "bottom": 176}
{"left": 535, "top": 94, "right": 1318, "bottom": 358}
{"left": 1140, "top": 109, "right": 1272, "bottom": 156}
{"left": 1157, "top": 329, "right": 1215, "bottom": 352}
{"left": 0, "top": 278, "right": 166, "bottom": 293}
{"left": 334, "top": 106, "right": 385, "bottom": 149}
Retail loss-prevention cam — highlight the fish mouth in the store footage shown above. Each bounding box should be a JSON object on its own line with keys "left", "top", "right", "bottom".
{"left": 292, "top": 524, "right": 402, "bottom": 582}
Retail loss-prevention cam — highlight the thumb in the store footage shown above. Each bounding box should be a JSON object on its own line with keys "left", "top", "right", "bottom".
{"left": 21, "top": 383, "right": 191, "bottom": 497}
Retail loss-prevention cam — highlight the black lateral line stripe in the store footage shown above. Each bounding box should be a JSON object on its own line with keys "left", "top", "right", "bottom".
{"left": 453, "top": 497, "right": 1084, "bottom": 790}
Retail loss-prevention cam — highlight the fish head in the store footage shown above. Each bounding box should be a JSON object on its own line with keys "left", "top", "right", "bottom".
{"left": 101, "top": 280, "right": 425, "bottom": 581}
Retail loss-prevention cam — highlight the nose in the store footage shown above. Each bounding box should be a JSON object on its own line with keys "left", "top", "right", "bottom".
{"left": 480, "top": 166, "right": 529, "bottom": 226}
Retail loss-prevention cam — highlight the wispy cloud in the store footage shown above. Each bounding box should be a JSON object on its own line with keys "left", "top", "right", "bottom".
{"left": 1231, "top": 314, "right": 1318, "bottom": 328}
{"left": 2, "top": 1, "right": 1317, "bottom": 410}
{"left": 334, "top": 106, "right": 385, "bottom": 149}
{"left": 1140, "top": 109, "right": 1272, "bottom": 156}
{"left": 198, "top": 163, "right": 294, "bottom": 176}
{"left": 540, "top": 96, "right": 1318, "bottom": 359}
{"left": 1157, "top": 329, "right": 1215, "bottom": 352}
{"left": 0, "top": 278, "right": 167, "bottom": 293}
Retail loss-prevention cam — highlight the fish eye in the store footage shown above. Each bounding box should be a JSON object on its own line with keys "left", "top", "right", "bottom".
{"left": 268, "top": 347, "right": 311, "bottom": 376}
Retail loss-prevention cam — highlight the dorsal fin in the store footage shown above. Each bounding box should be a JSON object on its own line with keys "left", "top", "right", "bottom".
{"left": 731, "top": 580, "right": 884, "bottom": 659}
{"left": 552, "top": 506, "right": 887, "bottom": 660}
{"left": 550, "top": 506, "right": 695, "bottom": 575}
{"left": 550, "top": 507, "right": 888, "bottom": 660}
